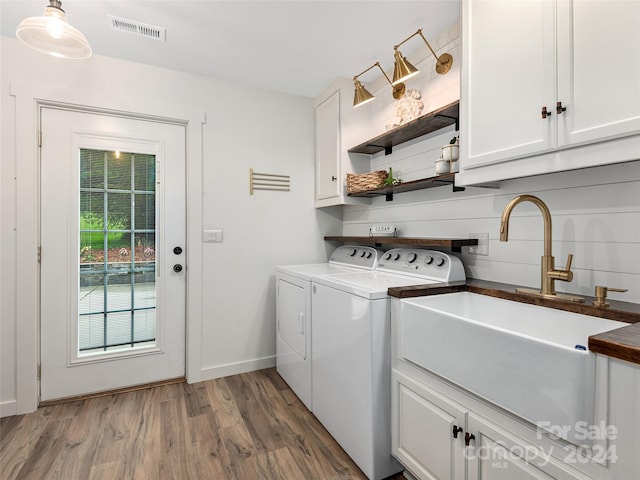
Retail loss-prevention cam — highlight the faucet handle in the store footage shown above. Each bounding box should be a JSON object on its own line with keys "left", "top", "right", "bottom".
{"left": 593, "top": 285, "right": 628, "bottom": 308}
{"left": 548, "top": 253, "right": 574, "bottom": 282}
{"left": 563, "top": 254, "right": 573, "bottom": 272}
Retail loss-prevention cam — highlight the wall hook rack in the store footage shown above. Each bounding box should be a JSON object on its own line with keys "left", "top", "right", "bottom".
{"left": 249, "top": 168, "right": 290, "bottom": 194}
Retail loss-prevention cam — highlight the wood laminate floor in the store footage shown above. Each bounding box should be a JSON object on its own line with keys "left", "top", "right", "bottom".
{"left": 0, "top": 368, "right": 407, "bottom": 480}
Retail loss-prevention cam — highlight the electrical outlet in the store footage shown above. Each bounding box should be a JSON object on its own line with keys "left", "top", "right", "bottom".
{"left": 468, "top": 233, "right": 489, "bottom": 256}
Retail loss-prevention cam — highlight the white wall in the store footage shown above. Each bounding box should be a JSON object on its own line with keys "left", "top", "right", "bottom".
{"left": 0, "top": 36, "right": 341, "bottom": 415}
{"left": 343, "top": 23, "right": 640, "bottom": 304}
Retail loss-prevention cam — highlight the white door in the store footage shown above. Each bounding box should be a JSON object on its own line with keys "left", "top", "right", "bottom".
{"left": 40, "top": 107, "right": 186, "bottom": 402}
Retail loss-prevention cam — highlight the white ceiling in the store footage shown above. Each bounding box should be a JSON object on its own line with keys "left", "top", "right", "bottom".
{"left": 1, "top": 0, "right": 460, "bottom": 98}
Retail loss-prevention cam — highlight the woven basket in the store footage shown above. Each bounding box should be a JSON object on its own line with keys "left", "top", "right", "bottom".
{"left": 346, "top": 171, "right": 388, "bottom": 194}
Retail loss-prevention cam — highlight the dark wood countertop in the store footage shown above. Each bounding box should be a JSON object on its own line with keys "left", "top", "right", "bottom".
{"left": 388, "top": 278, "right": 640, "bottom": 366}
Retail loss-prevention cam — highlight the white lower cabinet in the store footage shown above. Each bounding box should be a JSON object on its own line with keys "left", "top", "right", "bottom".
{"left": 392, "top": 371, "right": 466, "bottom": 480}
{"left": 392, "top": 369, "right": 594, "bottom": 480}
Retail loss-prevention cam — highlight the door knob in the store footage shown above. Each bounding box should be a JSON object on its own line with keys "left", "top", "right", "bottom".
{"left": 173, "top": 264, "right": 183, "bottom": 273}
{"left": 173, "top": 246, "right": 183, "bottom": 255}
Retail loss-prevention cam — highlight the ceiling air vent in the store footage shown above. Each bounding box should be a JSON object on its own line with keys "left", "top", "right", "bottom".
{"left": 109, "top": 16, "right": 166, "bottom": 42}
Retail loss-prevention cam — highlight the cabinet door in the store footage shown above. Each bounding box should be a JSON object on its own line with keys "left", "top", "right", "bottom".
{"left": 557, "top": 0, "right": 640, "bottom": 147}
{"left": 462, "top": 0, "right": 556, "bottom": 168}
{"left": 467, "top": 413, "right": 583, "bottom": 480}
{"left": 315, "top": 90, "right": 341, "bottom": 201}
{"left": 392, "top": 371, "right": 466, "bottom": 480}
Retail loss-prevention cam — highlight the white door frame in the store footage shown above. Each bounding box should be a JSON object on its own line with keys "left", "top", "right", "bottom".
{"left": 11, "top": 81, "right": 206, "bottom": 414}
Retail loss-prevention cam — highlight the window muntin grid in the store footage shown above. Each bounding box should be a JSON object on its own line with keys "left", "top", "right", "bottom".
{"left": 78, "top": 149, "right": 156, "bottom": 354}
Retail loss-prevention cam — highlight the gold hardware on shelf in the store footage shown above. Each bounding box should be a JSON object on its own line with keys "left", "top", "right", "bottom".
{"left": 593, "top": 286, "right": 628, "bottom": 308}
{"left": 249, "top": 168, "right": 290, "bottom": 195}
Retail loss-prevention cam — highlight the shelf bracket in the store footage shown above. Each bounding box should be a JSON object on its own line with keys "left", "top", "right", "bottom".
{"left": 435, "top": 113, "right": 459, "bottom": 132}
{"left": 367, "top": 144, "right": 393, "bottom": 155}
{"left": 385, "top": 193, "right": 394, "bottom": 201}
{"left": 453, "top": 178, "right": 465, "bottom": 192}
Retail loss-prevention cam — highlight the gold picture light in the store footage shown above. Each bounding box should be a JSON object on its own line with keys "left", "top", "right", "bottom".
{"left": 353, "top": 62, "right": 405, "bottom": 108}
{"left": 16, "top": 0, "right": 92, "bottom": 59}
{"left": 392, "top": 28, "right": 452, "bottom": 86}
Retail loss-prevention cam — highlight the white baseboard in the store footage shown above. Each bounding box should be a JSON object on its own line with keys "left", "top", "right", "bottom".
{"left": 1, "top": 400, "right": 18, "bottom": 418}
{"left": 197, "top": 355, "right": 276, "bottom": 383}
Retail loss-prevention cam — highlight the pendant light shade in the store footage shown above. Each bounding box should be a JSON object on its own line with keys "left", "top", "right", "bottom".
{"left": 392, "top": 50, "right": 419, "bottom": 86}
{"left": 391, "top": 28, "right": 453, "bottom": 86}
{"left": 353, "top": 79, "right": 375, "bottom": 107}
{"left": 352, "top": 62, "right": 406, "bottom": 108}
{"left": 16, "top": 0, "right": 92, "bottom": 59}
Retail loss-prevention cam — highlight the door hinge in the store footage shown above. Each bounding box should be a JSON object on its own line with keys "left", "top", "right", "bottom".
{"left": 38, "top": 131, "right": 42, "bottom": 147}
{"left": 37, "top": 364, "right": 41, "bottom": 380}
{"left": 37, "top": 246, "right": 42, "bottom": 264}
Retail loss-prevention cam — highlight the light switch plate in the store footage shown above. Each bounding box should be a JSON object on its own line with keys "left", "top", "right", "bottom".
{"left": 203, "top": 229, "right": 223, "bottom": 243}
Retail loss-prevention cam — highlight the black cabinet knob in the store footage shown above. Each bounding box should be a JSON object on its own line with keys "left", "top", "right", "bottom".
{"left": 465, "top": 432, "right": 475, "bottom": 446}
{"left": 453, "top": 425, "right": 463, "bottom": 439}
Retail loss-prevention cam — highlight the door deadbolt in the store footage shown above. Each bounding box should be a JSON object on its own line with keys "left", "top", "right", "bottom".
{"left": 173, "top": 246, "right": 183, "bottom": 255}
{"left": 173, "top": 264, "right": 183, "bottom": 273}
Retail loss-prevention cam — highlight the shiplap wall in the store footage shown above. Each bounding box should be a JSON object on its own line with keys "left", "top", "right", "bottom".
{"left": 343, "top": 24, "right": 640, "bottom": 304}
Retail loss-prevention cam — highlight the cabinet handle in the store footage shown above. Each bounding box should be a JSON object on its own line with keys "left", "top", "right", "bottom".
{"left": 556, "top": 101, "right": 567, "bottom": 115}
{"left": 331, "top": 176, "right": 337, "bottom": 181}
{"left": 452, "top": 425, "right": 463, "bottom": 439}
{"left": 541, "top": 106, "right": 552, "bottom": 119}
{"left": 464, "top": 432, "right": 475, "bottom": 446}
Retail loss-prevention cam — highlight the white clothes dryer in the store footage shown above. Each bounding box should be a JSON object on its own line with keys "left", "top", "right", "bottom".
{"left": 275, "top": 246, "right": 382, "bottom": 410}
{"left": 311, "top": 248, "right": 466, "bottom": 480}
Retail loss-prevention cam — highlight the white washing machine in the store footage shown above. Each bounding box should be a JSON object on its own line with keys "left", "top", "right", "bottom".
{"left": 276, "top": 246, "right": 382, "bottom": 410}
{"left": 311, "top": 248, "right": 466, "bottom": 480}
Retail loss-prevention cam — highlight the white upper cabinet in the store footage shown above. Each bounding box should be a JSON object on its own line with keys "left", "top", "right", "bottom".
{"left": 459, "top": 0, "right": 640, "bottom": 185}
{"left": 462, "top": 0, "right": 557, "bottom": 167}
{"left": 556, "top": 1, "right": 640, "bottom": 147}
{"left": 315, "top": 90, "right": 341, "bottom": 202}
{"left": 314, "top": 78, "right": 371, "bottom": 208}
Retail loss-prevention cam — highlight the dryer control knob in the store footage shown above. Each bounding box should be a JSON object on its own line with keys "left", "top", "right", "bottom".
{"left": 393, "top": 253, "right": 400, "bottom": 261}
{"left": 384, "top": 252, "right": 392, "bottom": 260}
{"left": 360, "top": 251, "right": 367, "bottom": 257}
{"left": 435, "top": 258, "right": 446, "bottom": 267}
{"left": 349, "top": 248, "right": 357, "bottom": 256}
{"left": 425, "top": 256, "right": 434, "bottom": 265}
{"left": 407, "top": 252, "right": 417, "bottom": 263}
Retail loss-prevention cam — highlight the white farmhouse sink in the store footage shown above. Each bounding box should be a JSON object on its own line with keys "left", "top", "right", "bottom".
{"left": 399, "top": 292, "right": 626, "bottom": 443}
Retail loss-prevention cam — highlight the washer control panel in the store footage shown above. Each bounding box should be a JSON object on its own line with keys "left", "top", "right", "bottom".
{"left": 329, "top": 245, "right": 382, "bottom": 270}
{"left": 377, "top": 248, "right": 466, "bottom": 283}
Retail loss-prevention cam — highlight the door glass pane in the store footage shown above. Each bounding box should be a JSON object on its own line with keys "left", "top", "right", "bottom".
{"left": 79, "top": 149, "right": 156, "bottom": 356}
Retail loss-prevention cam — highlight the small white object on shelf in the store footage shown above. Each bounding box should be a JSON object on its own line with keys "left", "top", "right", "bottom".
{"left": 369, "top": 225, "right": 398, "bottom": 237}
{"left": 435, "top": 157, "right": 450, "bottom": 175}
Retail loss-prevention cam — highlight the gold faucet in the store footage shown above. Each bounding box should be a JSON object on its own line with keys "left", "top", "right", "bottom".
{"left": 499, "top": 195, "right": 584, "bottom": 303}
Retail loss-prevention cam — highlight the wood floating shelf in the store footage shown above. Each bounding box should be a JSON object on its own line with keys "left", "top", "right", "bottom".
{"left": 348, "top": 101, "right": 459, "bottom": 156}
{"left": 347, "top": 173, "right": 463, "bottom": 201}
{"left": 324, "top": 235, "right": 478, "bottom": 253}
